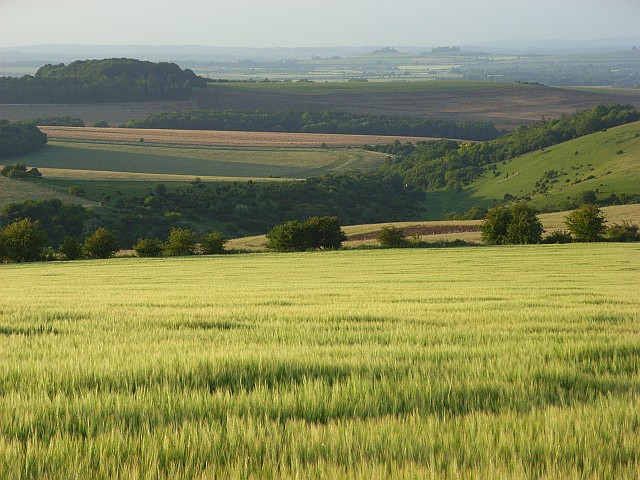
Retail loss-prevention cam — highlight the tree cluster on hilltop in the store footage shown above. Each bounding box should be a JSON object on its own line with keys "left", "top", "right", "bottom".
{"left": 121, "top": 110, "right": 501, "bottom": 141}
{"left": 0, "top": 59, "right": 207, "bottom": 103}
{"left": 376, "top": 104, "right": 640, "bottom": 190}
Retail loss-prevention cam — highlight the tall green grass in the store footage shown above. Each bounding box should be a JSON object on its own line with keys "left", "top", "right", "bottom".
{"left": 0, "top": 244, "right": 638, "bottom": 478}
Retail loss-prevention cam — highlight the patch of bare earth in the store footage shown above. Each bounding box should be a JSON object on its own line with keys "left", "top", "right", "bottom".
{"left": 347, "top": 224, "right": 481, "bottom": 241}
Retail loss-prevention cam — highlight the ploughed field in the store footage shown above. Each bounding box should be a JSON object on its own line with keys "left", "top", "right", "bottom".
{"left": 196, "top": 81, "right": 640, "bottom": 130}
{"left": 1, "top": 244, "right": 638, "bottom": 478}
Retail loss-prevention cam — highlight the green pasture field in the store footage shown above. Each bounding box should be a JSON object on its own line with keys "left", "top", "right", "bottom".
{"left": 0, "top": 175, "right": 97, "bottom": 210}
{"left": 1, "top": 244, "right": 639, "bottom": 478}
{"left": 18, "top": 140, "right": 385, "bottom": 179}
{"left": 466, "top": 122, "right": 640, "bottom": 209}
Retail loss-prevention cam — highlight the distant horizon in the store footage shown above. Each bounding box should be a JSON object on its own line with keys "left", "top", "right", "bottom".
{"left": 2, "top": 36, "right": 640, "bottom": 51}
{"left": 2, "top": 0, "right": 638, "bottom": 50}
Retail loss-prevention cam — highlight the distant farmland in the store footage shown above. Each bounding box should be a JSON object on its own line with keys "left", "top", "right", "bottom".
{"left": 196, "top": 81, "right": 640, "bottom": 130}
{"left": 39, "top": 126, "right": 439, "bottom": 148}
{"left": 14, "top": 128, "right": 392, "bottom": 181}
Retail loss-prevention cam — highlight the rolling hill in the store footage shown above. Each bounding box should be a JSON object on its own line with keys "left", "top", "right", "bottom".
{"left": 465, "top": 121, "right": 640, "bottom": 211}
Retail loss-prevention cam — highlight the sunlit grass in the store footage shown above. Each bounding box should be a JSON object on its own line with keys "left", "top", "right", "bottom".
{"left": 0, "top": 244, "right": 638, "bottom": 478}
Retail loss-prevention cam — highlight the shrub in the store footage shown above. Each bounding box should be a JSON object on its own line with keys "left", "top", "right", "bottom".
{"left": 305, "top": 216, "right": 347, "bottom": 250}
{"left": 58, "top": 236, "right": 82, "bottom": 260}
{"left": 1, "top": 162, "right": 42, "bottom": 179}
{"left": 266, "top": 220, "right": 313, "bottom": 252}
{"left": 604, "top": 221, "right": 639, "bottom": 242}
{"left": 93, "top": 120, "right": 109, "bottom": 128}
{"left": 564, "top": 204, "right": 607, "bottom": 241}
{"left": 164, "top": 227, "right": 198, "bottom": 256}
{"left": 266, "top": 216, "right": 348, "bottom": 252}
{"left": 481, "top": 202, "right": 543, "bottom": 245}
{"left": 134, "top": 238, "right": 164, "bottom": 257}
{"left": 542, "top": 230, "right": 573, "bottom": 244}
{"left": 0, "top": 217, "right": 48, "bottom": 262}
{"left": 200, "top": 231, "right": 227, "bottom": 255}
{"left": 505, "top": 202, "right": 544, "bottom": 244}
{"left": 82, "top": 227, "right": 119, "bottom": 259}
{"left": 376, "top": 225, "right": 408, "bottom": 247}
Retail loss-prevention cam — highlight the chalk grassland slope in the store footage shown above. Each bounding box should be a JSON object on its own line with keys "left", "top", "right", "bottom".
{"left": 1, "top": 245, "right": 639, "bottom": 478}
{"left": 14, "top": 141, "right": 386, "bottom": 180}
{"left": 196, "top": 81, "right": 640, "bottom": 130}
{"left": 0, "top": 175, "right": 97, "bottom": 209}
{"left": 228, "top": 204, "right": 640, "bottom": 251}
{"left": 467, "top": 122, "right": 640, "bottom": 209}
{"left": 39, "top": 126, "right": 438, "bottom": 148}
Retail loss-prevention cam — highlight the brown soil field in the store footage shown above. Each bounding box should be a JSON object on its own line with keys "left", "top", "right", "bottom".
{"left": 39, "top": 126, "right": 440, "bottom": 147}
{"left": 346, "top": 224, "right": 482, "bottom": 241}
{"left": 196, "top": 84, "right": 640, "bottom": 130}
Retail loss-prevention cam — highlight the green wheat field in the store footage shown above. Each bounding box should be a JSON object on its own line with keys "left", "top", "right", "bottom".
{"left": 1, "top": 244, "right": 639, "bottom": 478}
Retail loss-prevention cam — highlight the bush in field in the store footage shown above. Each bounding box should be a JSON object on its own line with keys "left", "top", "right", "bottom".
{"left": 134, "top": 238, "right": 164, "bottom": 257}
{"left": 542, "top": 230, "right": 573, "bottom": 244}
{"left": 82, "top": 227, "right": 119, "bottom": 259}
{"left": 267, "top": 216, "right": 348, "bottom": 252}
{"left": 0, "top": 217, "right": 48, "bottom": 262}
{"left": 604, "top": 221, "right": 639, "bottom": 242}
{"left": 1, "top": 162, "right": 42, "bottom": 179}
{"left": 481, "top": 203, "right": 543, "bottom": 245}
{"left": 164, "top": 227, "right": 199, "bottom": 256}
{"left": 305, "top": 216, "right": 347, "bottom": 250}
{"left": 200, "top": 231, "right": 227, "bottom": 255}
{"left": 564, "top": 204, "right": 607, "bottom": 242}
{"left": 266, "top": 220, "right": 313, "bottom": 252}
{"left": 58, "top": 236, "right": 82, "bottom": 260}
{"left": 504, "top": 202, "right": 544, "bottom": 244}
{"left": 376, "top": 225, "right": 408, "bottom": 247}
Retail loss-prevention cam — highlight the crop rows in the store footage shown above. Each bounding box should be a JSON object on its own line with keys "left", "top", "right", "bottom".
{"left": 0, "top": 245, "right": 638, "bottom": 478}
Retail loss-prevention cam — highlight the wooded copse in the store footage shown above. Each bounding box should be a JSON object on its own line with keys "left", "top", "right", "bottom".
{"left": 0, "top": 59, "right": 207, "bottom": 103}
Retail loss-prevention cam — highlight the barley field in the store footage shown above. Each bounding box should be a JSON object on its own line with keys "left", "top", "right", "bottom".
{"left": 0, "top": 244, "right": 639, "bottom": 478}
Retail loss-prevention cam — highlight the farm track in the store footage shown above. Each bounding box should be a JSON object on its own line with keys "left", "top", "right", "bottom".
{"left": 39, "top": 126, "right": 441, "bottom": 148}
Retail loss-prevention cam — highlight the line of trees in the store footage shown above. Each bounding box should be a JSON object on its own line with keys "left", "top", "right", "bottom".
{"left": 121, "top": 110, "right": 502, "bottom": 141}
{"left": 481, "top": 202, "right": 639, "bottom": 244}
{"left": 0, "top": 59, "right": 207, "bottom": 103}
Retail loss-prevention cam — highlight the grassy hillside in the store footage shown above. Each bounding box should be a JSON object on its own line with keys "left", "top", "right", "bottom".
{"left": 0, "top": 175, "right": 97, "bottom": 210}
{"left": 466, "top": 122, "right": 640, "bottom": 210}
{"left": 1, "top": 245, "right": 638, "bottom": 478}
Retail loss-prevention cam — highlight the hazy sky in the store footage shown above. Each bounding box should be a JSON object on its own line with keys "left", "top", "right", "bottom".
{"left": 1, "top": 0, "right": 638, "bottom": 48}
